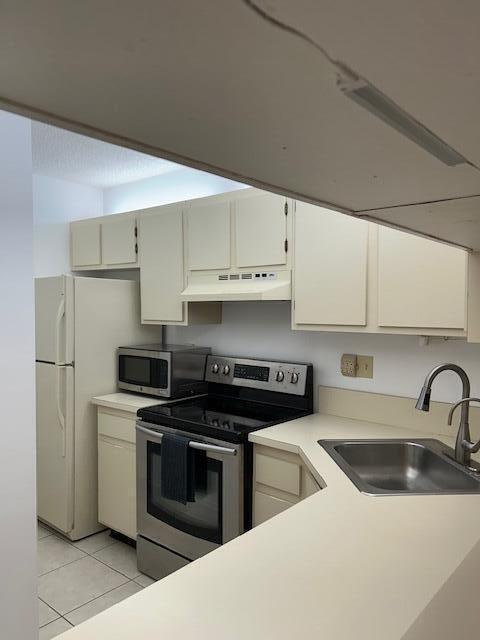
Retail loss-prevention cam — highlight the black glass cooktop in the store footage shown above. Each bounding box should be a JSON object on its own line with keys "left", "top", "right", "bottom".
{"left": 137, "top": 395, "right": 310, "bottom": 443}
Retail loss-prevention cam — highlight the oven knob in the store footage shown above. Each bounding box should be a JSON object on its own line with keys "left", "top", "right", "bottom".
{"left": 211, "top": 363, "right": 219, "bottom": 374}
{"left": 222, "top": 421, "right": 230, "bottom": 429}
{"left": 223, "top": 365, "right": 231, "bottom": 375}
{"left": 290, "top": 372, "right": 299, "bottom": 384}
{"left": 275, "top": 370, "right": 284, "bottom": 382}
{"left": 212, "top": 418, "right": 219, "bottom": 427}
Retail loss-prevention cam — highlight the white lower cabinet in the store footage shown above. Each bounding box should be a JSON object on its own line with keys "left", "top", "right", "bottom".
{"left": 253, "top": 444, "right": 320, "bottom": 527}
{"left": 97, "top": 408, "right": 137, "bottom": 540}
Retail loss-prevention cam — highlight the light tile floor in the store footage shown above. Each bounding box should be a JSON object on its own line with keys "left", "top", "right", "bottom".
{"left": 37, "top": 522, "right": 156, "bottom": 639}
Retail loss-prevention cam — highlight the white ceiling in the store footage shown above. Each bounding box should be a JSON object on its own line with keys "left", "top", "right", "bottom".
{"left": 3, "top": 1, "right": 480, "bottom": 248}
{"left": 31, "top": 121, "right": 181, "bottom": 188}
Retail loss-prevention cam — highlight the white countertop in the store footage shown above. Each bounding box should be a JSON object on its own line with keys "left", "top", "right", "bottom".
{"left": 58, "top": 412, "right": 480, "bottom": 640}
{"left": 91, "top": 392, "right": 167, "bottom": 413}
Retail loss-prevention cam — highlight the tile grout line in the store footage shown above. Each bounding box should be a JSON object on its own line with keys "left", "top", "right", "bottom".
{"left": 38, "top": 552, "right": 89, "bottom": 579}
{"left": 60, "top": 615, "right": 73, "bottom": 629}
{"left": 62, "top": 579, "right": 141, "bottom": 622}
{"left": 38, "top": 528, "right": 143, "bottom": 627}
{"left": 38, "top": 533, "right": 54, "bottom": 541}
{"left": 83, "top": 538, "right": 141, "bottom": 581}
{"left": 38, "top": 531, "right": 119, "bottom": 579}
{"left": 88, "top": 551, "right": 141, "bottom": 581}
{"left": 38, "top": 595, "right": 62, "bottom": 627}
{"left": 78, "top": 538, "right": 118, "bottom": 557}
{"left": 41, "top": 531, "right": 114, "bottom": 553}
{"left": 40, "top": 575, "right": 136, "bottom": 624}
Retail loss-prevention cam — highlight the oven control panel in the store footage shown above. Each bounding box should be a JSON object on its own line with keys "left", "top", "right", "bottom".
{"left": 205, "top": 356, "right": 309, "bottom": 396}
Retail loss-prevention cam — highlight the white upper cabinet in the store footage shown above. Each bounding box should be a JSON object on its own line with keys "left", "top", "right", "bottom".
{"left": 68, "top": 188, "right": 468, "bottom": 336}
{"left": 139, "top": 204, "right": 185, "bottom": 324}
{"left": 186, "top": 198, "right": 231, "bottom": 271}
{"left": 71, "top": 219, "right": 102, "bottom": 268}
{"left": 377, "top": 226, "right": 467, "bottom": 329}
{"left": 71, "top": 213, "right": 138, "bottom": 269}
{"left": 293, "top": 202, "right": 369, "bottom": 326}
{"left": 101, "top": 215, "right": 137, "bottom": 265}
{"left": 185, "top": 189, "right": 290, "bottom": 274}
{"left": 234, "top": 192, "right": 287, "bottom": 267}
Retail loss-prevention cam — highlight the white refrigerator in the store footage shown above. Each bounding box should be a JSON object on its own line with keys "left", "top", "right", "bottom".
{"left": 35, "top": 275, "right": 158, "bottom": 540}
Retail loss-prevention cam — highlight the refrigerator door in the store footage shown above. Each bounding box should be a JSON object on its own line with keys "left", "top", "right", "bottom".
{"left": 35, "top": 275, "right": 74, "bottom": 365}
{"left": 36, "top": 361, "right": 75, "bottom": 533}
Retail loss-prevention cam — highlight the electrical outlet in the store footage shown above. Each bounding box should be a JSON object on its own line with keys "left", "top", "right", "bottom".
{"left": 357, "top": 355, "right": 374, "bottom": 379}
{"left": 341, "top": 354, "right": 357, "bottom": 377}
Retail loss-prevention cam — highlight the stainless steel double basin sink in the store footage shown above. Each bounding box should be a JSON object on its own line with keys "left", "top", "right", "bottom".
{"left": 319, "top": 438, "right": 480, "bottom": 495}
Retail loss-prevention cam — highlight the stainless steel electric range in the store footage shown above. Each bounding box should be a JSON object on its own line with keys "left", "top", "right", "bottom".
{"left": 136, "top": 355, "right": 313, "bottom": 580}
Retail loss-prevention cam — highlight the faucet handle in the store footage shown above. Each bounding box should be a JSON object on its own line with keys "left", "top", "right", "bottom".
{"left": 464, "top": 439, "right": 480, "bottom": 454}
{"left": 447, "top": 397, "right": 480, "bottom": 426}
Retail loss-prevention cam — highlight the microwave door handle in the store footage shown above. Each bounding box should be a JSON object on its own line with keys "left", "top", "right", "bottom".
{"left": 136, "top": 424, "right": 237, "bottom": 456}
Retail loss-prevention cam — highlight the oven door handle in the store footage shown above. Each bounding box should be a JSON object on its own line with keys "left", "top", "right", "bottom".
{"left": 136, "top": 424, "right": 237, "bottom": 456}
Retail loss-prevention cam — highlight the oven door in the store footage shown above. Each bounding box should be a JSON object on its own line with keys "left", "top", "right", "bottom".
{"left": 136, "top": 421, "right": 243, "bottom": 560}
{"left": 118, "top": 349, "right": 170, "bottom": 397}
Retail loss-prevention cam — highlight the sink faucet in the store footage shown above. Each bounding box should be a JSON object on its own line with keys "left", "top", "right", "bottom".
{"left": 448, "top": 398, "right": 480, "bottom": 467}
{"left": 415, "top": 363, "right": 472, "bottom": 466}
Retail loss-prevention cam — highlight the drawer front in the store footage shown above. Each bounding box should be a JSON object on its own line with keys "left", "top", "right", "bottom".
{"left": 98, "top": 410, "right": 136, "bottom": 444}
{"left": 255, "top": 453, "right": 301, "bottom": 496}
{"left": 254, "top": 491, "right": 292, "bottom": 526}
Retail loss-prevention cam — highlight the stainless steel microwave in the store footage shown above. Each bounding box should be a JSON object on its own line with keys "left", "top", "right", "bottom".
{"left": 118, "top": 344, "right": 210, "bottom": 398}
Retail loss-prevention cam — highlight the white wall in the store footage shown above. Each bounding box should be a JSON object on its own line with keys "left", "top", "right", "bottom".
{"left": 0, "top": 111, "right": 37, "bottom": 639}
{"left": 33, "top": 174, "right": 103, "bottom": 277}
{"left": 103, "top": 166, "right": 246, "bottom": 214}
{"left": 168, "top": 301, "right": 480, "bottom": 405}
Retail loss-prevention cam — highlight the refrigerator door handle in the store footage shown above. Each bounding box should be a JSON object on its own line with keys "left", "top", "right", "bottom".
{"left": 55, "top": 297, "right": 65, "bottom": 366}
{"left": 56, "top": 366, "right": 66, "bottom": 457}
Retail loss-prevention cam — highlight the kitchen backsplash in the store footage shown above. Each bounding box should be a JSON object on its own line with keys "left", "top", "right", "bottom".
{"left": 167, "top": 300, "right": 480, "bottom": 405}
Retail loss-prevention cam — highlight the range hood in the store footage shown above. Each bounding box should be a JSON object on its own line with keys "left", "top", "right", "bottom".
{"left": 181, "top": 270, "right": 291, "bottom": 302}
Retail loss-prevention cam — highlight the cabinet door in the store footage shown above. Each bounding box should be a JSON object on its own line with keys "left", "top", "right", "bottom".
{"left": 255, "top": 453, "right": 301, "bottom": 496}
{"left": 254, "top": 491, "right": 292, "bottom": 526}
{"left": 102, "top": 216, "right": 137, "bottom": 265}
{"left": 98, "top": 436, "right": 136, "bottom": 539}
{"left": 235, "top": 192, "right": 287, "bottom": 267}
{"left": 378, "top": 226, "right": 467, "bottom": 329}
{"left": 139, "top": 205, "right": 184, "bottom": 323}
{"left": 294, "top": 202, "right": 369, "bottom": 326}
{"left": 71, "top": 220, "right": 101, "bottom": 267}
{"left": 186, "top": 199, "right": 230, "bottom": 270}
